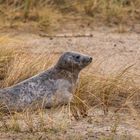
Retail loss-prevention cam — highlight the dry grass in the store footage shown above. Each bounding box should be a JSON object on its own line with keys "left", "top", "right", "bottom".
{"left": 0, "top": 44, "right": 59, "bottom": 88}
{"left": 0, "top": 0, "right": 140, "bottom": 30}
{"left": 71, "top": 69, "right": 140, "bottom": 118}
{"left": 83, "top": 0, "right": 140, "bottom": 24}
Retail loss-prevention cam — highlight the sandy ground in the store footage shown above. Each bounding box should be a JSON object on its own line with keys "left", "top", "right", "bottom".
{"left": 0, "top": 108, "right": 139, "bottom": 140}
{"left": 0, "top": 27, "right": 140, "bottom": 139}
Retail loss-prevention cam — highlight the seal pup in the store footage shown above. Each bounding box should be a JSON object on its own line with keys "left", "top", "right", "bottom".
{"left": 0, "top": 51, "right": 92, "bottom": 111}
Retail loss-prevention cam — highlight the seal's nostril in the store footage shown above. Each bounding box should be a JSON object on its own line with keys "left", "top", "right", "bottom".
{"left": 89, "top": 57, "right": 92, "bottom": 62}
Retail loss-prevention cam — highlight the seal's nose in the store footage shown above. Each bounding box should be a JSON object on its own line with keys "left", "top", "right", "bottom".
{"left": 89, "top": 57, "right": 92, "bottom": 62}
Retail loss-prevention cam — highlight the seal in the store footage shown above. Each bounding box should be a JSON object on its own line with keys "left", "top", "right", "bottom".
{"left": 0, "top": 51, "right": 92, "bottom": 111}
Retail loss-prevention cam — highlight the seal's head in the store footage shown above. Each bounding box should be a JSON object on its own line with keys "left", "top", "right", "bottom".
{"left": 56, "top": 51, "right": 92, "bottom": 72}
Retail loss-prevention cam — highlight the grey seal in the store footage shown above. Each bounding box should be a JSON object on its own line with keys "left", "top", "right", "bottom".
{"left": 0, "top": 51, "right": 92, "bottom": 111}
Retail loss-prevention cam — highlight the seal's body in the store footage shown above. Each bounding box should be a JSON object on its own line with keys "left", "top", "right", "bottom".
{"left": 0, "top": 52, "right": 92, "bottom": 111}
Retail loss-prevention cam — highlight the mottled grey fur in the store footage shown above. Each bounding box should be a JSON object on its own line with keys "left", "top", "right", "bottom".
{"left": 0, "top": 51, "right": 92, "bottom": 111}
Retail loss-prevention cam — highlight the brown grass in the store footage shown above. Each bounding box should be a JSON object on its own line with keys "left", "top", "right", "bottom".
{"left": 84, "top": 0, "right": 140, "bottom": 23}
{"left": 0, "top": 0, "right": 140, "bottom": 30}
{"left": 71, "top": 69, "right": 140, "bottom": 118}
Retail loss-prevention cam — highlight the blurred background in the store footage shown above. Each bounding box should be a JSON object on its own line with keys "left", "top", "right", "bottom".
{"left": 0, "top": 0, "right": 140, "bottom": 32}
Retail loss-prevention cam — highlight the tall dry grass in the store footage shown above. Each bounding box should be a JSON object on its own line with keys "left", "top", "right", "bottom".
{"left": 84, "top": 0, "right": 140, "bottom": 24}
{"left": 0, "top": 46, "right": 58, "bottom": 88}
{"left": 0, "top": 0, "right": 140, "bottom": 29}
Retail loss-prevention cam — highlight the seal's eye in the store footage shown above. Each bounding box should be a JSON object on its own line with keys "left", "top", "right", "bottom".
{"left": 75, "top": 55, "right": 80, "bottom": 60}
